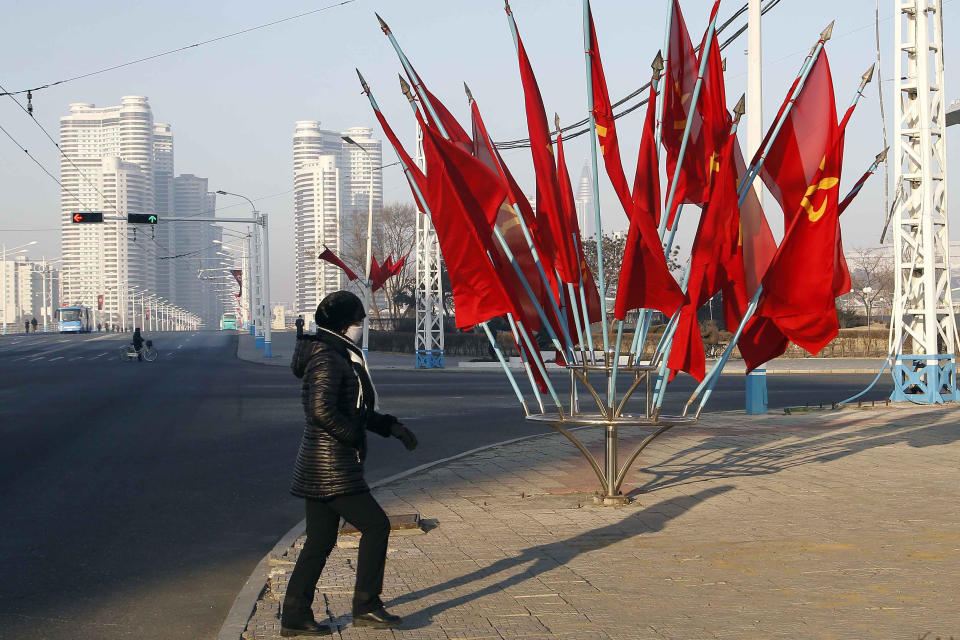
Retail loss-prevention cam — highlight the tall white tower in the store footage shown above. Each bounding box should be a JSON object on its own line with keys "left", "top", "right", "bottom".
{"left": 891, "top": 0, "right": 957, "bottom": 402}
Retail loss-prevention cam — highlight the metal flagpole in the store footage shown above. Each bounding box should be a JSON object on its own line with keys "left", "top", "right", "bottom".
{"left": 507, "top": 313, "right": 546, "bottom": 412}
{"left": 582, "top": 0, "right": 609, "bottom": 354}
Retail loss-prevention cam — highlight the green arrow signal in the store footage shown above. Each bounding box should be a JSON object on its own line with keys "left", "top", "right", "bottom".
{"left": 148, "top": 215, "right": 157, "bottom": 223}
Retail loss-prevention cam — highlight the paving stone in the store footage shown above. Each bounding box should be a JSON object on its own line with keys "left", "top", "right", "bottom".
{"left": 243, "top": 405, "right": 960, "bottom": 639}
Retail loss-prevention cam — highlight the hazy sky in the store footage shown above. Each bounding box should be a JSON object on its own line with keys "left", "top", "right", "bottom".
{"left": 2, "top": 0, "right": 958, "bottom": 304}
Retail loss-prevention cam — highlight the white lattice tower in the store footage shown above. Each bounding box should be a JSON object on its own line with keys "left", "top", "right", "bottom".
{"left": 891, "top": 0, "right": 957, "bottom": 401}
{"left": 414, "top": 122, "right": 445, "bottom": 367}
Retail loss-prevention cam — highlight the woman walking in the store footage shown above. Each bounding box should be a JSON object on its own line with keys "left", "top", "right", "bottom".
{"left": 281, "top": 291, "right": 418, "bottom": 636}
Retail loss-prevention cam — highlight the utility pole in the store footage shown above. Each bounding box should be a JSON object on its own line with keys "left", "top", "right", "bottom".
{"left": 744, "top": 0, "right": 767, "bottom": 414}
{"left": 414, "top": 122, "right": 445, "bottom": 368}
{"left": 891, "top": 0, "right": 957, "bottom": 402}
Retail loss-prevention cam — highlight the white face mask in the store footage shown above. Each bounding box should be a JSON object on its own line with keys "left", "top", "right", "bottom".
{"left": 345, "top": 324, "right": 363, "bottom": 345}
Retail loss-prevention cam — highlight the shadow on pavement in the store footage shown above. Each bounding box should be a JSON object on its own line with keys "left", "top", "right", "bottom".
{"left": 380, "top": 486, "right": 733, "bottom": 630}
{"left": 633, "top": 409, "right": 959, "bottom": 495}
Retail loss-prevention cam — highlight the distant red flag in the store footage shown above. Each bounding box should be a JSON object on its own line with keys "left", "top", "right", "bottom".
{"left": 614, "top": 78, "right": 686, "bottom": 321}
{"left": 419, "top": 120, "right": 515, "bottom": 330}
{"left": 513, "top": 25, "right": 579, "bottom": 283}
{"left": 318, "top": 246, "right": 359, "bottom": 281}
{"left": 838, "top": 166, "right": 873, "bottom": 215}
{"left": 759, "top": 52, "right": 838, "bottom": 225}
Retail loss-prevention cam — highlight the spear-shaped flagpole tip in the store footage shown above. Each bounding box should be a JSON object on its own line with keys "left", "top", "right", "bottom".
{"left": 876, "top": 146, "right": 889, "bottom": 163}
{"left": 464, "top": 82, "right": 474, "bottom": 103}
{"left": 504, "top": 0, "right": 511, "bottom": 15}
{"left": 554, "top": 113, "right": 562, "bottom": 133}
{"left": 399, "top": 74, "right": 414, "bottom": 102}
{"left": 355, "top": 68, "right": 370, "bottom": 94}
{"left": 733, "top": 94, "right": 746, "bottom": 122}
{"left": 652, "top": 50, "right": 664, "bottom": 76}
{"left": 722, "top": 58, "right": 727, "bottom": 72}
{"left": 860, "top": 63, "right": 876, "bottom": 89}
{"left": 821, "top": 20, "right": 835, "bottom": 42}
{"left": 375, "top": 12, "right": 390, "bottom": 34}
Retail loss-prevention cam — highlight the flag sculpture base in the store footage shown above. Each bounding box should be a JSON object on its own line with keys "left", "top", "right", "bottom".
{"left": 891, "top": 354, "right": 959, "bottom": 404}
{"left": 524, "top": 359, "right": 697, "bottom": 504}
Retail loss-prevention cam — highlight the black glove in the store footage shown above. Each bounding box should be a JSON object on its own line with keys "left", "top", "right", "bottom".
{"left": 389, "top": 422, "right": 418, "bottom": 451}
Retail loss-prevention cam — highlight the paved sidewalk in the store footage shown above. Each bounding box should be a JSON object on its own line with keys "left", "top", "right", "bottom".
{"left": 242, "top": 404, "right": 960, "bottom": 639}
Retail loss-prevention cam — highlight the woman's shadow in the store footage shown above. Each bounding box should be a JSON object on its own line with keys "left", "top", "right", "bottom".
{"left": 372, "top": 485, "right": 733, "bottom": 630}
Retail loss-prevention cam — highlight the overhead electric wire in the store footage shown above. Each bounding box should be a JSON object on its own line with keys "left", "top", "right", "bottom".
{"left": 494, "top": 0, "right": 785, "bottom": 149}
{"left": 0, "top": 0, "right": 356, "bottom": 98}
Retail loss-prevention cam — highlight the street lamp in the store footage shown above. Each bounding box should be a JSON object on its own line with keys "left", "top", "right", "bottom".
{"left": 2, "top": 240, "right": 37, "bottom": 335}
{"left": 217, "top": 190, "right": 272, "bottom": 357}
{"left": 341, "top": 136, "right": 376, "bottom": 354}
{"left": 862, "top": 286, "right": 873, "bottom": 330}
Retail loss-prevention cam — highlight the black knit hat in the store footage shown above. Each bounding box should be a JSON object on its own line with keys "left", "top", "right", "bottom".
{"left": 315, "top": 290, "right": 366, "bottom": 332}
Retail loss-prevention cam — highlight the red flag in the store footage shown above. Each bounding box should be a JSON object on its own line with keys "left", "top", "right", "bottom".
{"left": 389, "top": 253, "right": 408, "bottom": 277}
{"left": 586, "top": 4, "right": 631, "bottom": 212}
{"left": 668, "top": 127, "right": 742, "bottom": 381}
{"left": 556, "top": 123, "right": 603, "bottom": 324}
{"left": 614, "top": 78, "right": 686, "bottom": 321}
{"left": 662, "top": 0, "right": 726, "bottom": 228}
{"left": 470, "top": 97, "right": 557, "bottom": 322}
{"left": 419, "top": 121, "right": 515, "bottom": 330}
{"left": 512, "top": 23, "right": 579, "bottom": 284}
{"left": 759, "top": 52, "right": 838, "bottom": 225}
{"left": 318, "top": 246, "right": 359, "bottom": 281}
{"left": 757, "top": 111, "right": 848, "bottom": 355}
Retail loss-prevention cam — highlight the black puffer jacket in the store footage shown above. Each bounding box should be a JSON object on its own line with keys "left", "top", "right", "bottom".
{"left": 290, "top": 330, "right": 393, "bottom": 500}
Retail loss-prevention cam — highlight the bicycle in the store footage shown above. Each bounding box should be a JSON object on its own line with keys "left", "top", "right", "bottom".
{"left": 119, "top": 340, "right": 158, "bottom": 362}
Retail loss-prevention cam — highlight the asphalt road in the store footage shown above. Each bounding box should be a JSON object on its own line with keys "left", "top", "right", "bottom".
{"left": 0, "top": 330, "right": 893, "bottom": 640}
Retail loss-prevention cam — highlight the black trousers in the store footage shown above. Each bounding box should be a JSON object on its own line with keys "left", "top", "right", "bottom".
{"left": 282, "top": 492, "right": 390, "bottom": 622}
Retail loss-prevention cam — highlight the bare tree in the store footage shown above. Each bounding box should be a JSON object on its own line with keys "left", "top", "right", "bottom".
{"left": 843, "top": 248, "right": 895, "bottom": 329}
{"left": 342, "top": 202, "right": 417, "bottom": 327}
{"left": 583, "top": 233, "right": 626, "bottom": 303}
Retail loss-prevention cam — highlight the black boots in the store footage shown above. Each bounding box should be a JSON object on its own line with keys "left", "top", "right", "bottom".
{"left": 353, "top": 605, "right": 402, "bottom": 628}
{"left": 279, "top": 618, "right": 333, "bottom": 637}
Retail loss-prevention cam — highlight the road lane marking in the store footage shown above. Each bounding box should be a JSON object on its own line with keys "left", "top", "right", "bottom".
{"left": 48, "top": 357, "right": 63, "bottom": 362}
{"left": 69, "top": 356, "right": 84, "bottom": 361}
{"left": 29, "top": 357, "right": 45, "bottom": 361}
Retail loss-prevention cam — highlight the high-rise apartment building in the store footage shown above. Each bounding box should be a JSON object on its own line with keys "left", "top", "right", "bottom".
{"left": 153, "top": 123, "right": 175, "bottom": 300}
{"left": 292, "top": 121, "right": 383, "bottom": 319}
{"left": 172, "top": 174, "right": 222, "bottom": 327}
{"left": 59, "top": 96, "right": 156, "bottom": 327}
{"left": 294, "top": 155, "right": 342, "bottom": 317}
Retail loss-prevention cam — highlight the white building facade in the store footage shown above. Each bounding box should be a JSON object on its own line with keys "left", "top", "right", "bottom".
{"left": 59, "top": 97, "right": 156, "bottom": 328}
{"left": 292, "top": 121, "right": 383, "bottom": 319}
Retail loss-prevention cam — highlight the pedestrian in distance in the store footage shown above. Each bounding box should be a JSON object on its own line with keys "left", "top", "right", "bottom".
{"left": 24, "top": 320, "right": 30, "bottom": 333}
{"left": 282, "top": 290, "right": 418, "bottom": 636}
{"left": 97, "top": 323, "right": 102, "bottom": 332}
{"left": 295, "top": 314, "right": 305, "bottom": 338}
{"left": 31, "top": 317, "right": 38, "bottom": 332}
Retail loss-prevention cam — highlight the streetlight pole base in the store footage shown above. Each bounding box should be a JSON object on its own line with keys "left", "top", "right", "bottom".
{"left": 254, "top": 335, "right": 265, "bottom": 349}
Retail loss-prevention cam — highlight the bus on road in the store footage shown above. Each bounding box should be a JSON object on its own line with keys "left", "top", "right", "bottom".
{"left": 57, "top": 306, "right": 92, "bottom": 333}
{"left": 220, "top": 312, "right": 238, "bottom": 331}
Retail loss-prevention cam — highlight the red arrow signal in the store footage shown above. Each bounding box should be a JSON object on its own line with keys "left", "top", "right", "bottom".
{"left": 73, "top": 213, "right": 83, "bottom": 222}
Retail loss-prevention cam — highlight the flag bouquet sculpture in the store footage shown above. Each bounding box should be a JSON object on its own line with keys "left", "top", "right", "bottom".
{"left": 360, "top": 0, "right": 883, "bottom": 503}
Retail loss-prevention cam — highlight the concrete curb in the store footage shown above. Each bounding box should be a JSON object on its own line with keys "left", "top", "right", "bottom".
{"left": 216, "top": 427, "right": 583, "bottom": 640}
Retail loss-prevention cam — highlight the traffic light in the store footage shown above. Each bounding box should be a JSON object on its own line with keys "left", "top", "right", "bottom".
{"left": 127, "top": 213, "right": 158, "bottom": 224}
{"left": 71, "top": 211, "right": 104, "bottom": 223}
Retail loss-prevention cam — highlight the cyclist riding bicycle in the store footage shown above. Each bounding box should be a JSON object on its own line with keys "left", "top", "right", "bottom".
{"left": 132, "top": 328, "right": 146, "bottom": 361}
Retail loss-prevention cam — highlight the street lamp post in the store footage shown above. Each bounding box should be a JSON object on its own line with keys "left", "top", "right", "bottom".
{"left": 216, "top": 190, "right": 272, "bottom": 357}
{"left": 342, "top": 136, "right": 375, "bottom": 354}
{"left": 1, "top": 241, "right": 37, "bottom": 335}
